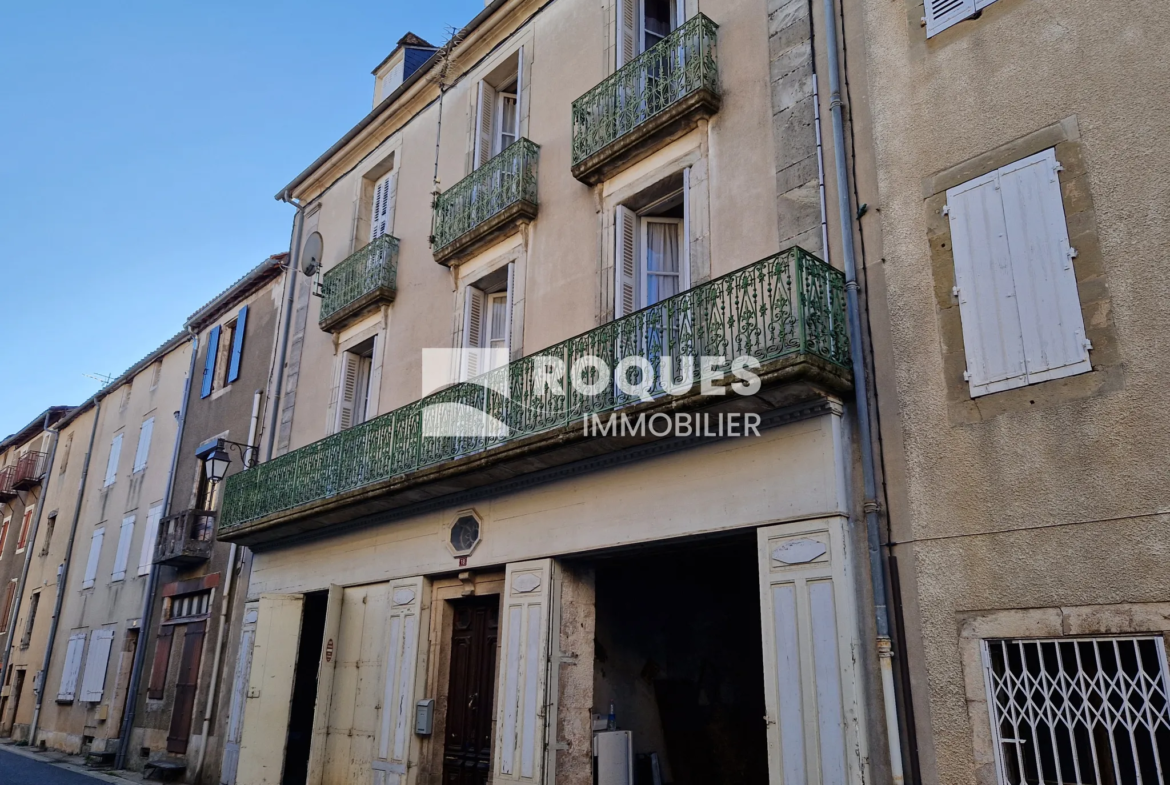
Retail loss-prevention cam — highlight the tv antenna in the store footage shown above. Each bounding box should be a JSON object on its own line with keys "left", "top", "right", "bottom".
{"left": 83, "top": 372, "right": 114, "bottom": 386}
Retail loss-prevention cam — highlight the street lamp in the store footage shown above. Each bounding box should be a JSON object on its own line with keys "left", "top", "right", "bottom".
{"left": 199, "top": 438, "right": 257, "bottom": 485}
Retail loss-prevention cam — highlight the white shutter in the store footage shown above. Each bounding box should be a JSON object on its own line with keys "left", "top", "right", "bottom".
{"left": 998, "top": 148, "right": 1091, "bottom": 383}
{"left": 305, "top": 585, "right": 343, "bottom": 785}
{"left": 925, "top": 0, "right": 975, "bottom": 37}
{"left": 133, "top": 417, "right": 153, "bottom": 473}
{"left": 383, "top": 171, "right": 398, "bottom": 238}
{"left": 80, "top": 628, "right": 115, "bottom": 702}
{"left": 946, "top": 171, "right": 1028, "bottom": 396}
{"left": 82, "top": 527, "right": 104, "bottom": 589}
{"left": 138, "top": 503, "right": 163, "bottom": 576}
{"left": 221, "top": 602, "right": 259, "bottom": 785}
{"left": 370, "top": 173, "right": 395, "bottom": 242}
{"left": 504, "top": 262, "right": 516, "bottom": 359}
{"left": 514, "top": 46, "right": 524, "bottom": 139}
{"left": 336, "top": 353, "right": 360, "bottom": 432}
{"left": 57, "top": 632, "right": 87, "bottom": 701}
{"left": 475, "top": 81, "right": 498, "bottom": 168}
{"left": 237, "top": 594, "right": 305, "bottom": 785}
{"left": 103, "top": 433, "right": 122, "bottom": 487}
{"left": 494, "top": 559, "right": 554, "bottom": 784}
{"left": 462, "top": 287, "right": 486, "bottom": 381}
{"left": 758, "top": 519, "right": 867, "bottom": 785}
{"left": 616, "top": 0, "right": 638, "bottom": 64}
{"left": 614, "top": 205, "right": 638, "bottom": 317}
{"left": 372, "top": 576, "right": 429, "bottom": 785}
{"left": 111, "top": 515, "right": 134, "bottom": 581}
{"left": 681, "top": 166, "right": 692, "bottom": 291}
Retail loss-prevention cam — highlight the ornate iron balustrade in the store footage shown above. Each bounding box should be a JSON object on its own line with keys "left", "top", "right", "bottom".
{"left": 154, "top": 509, "right": 216, "bottom": 566}
{"left": 432, "top": 138, "right": 539, "bottom": 263}
{"left": 221, "top": 248, "right": 847, "bottom": 531}
{"left": 318, "top": 234, "right": 400, "bottom": 331}
{"left": 13, "top": 451, "right": 48, "bottom": 489}
{"left": 571, "top": 14, "right": 719, "bottom": 170}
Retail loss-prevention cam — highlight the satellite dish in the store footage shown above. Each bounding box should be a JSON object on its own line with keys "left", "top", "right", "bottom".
{"left": 302, "top": 232, "right": 323, "bottom": 276}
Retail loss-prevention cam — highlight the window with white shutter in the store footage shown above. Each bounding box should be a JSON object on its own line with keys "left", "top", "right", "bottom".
{"left": 82, "top": 527, "right": 104, "bottom": 589}
{"left": 79, "top": 628, "right": 115, "bottom": 702}
{"left": 111, "top": 514, "right": 134, "bottom": 581}
{"left": 104, "top": 433, "right": 122, "bottom": 487}
{"left": 462, "top": 287, "right": 486, "bottom": 381}
{"left": 138, "top": 503, "right": 163, "bottom": 576}
{"left": 133, "top": 417, "right": 154, "bottom": 473}
{"left": 335, "top": 338, "right": 375, "bottom": 433}
{"left": 475, "top": 82, "right": 498, "bottom": 169}
{"left": 946, "top": 148, "right": 1089, "bottom": 397}
{"left": 925, "top": 0, "right": 999, "bottom": 37}
{"left": 57, "top": 631, "right": 87, "bottom": 701}
{"left": 370, "top": 172, "right": 397, "bottom": 242}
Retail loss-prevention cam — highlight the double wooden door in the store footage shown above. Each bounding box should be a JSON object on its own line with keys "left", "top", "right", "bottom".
{"left": 442, "top": 597, "right": 499, "bottom": 785}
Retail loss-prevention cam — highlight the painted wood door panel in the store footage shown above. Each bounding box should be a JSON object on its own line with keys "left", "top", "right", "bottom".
{"left": 442, "top": 596, "right": 500, "bottom": 785}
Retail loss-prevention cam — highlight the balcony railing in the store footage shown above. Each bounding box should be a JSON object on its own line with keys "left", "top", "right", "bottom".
{"left": 0, "top": 466, "right": 16, "bottom": 500}
{"left": 221, "top": 248, "right": 847, "bottom": 532}
{"left": 154, "top": 509, "right": 216, "bottom": 566}
{"left": 571, "top": 14, "right": 719, "bottom": 183}
{"left": 13, "top": 451, "right": 48, "bottom": 490}
{"left": 432, "top": 138, "right": 539, "bottom": 265}
{"left": 318, "top": 234, "right": 400, "bottom": 332}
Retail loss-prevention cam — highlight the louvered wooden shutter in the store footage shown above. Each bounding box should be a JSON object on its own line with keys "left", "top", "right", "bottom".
{"left": 58, "top": 632, "right": 87, "bottom": 701}
{"left": 227, "top": 305, "right": 248, "bottom": 383}
{"left": 148, "top": 624, "right": 175, "bottom": 699}
{"left": 337, "top": 353, "right": 361, "bottom": 432}
{"left": 372, "top": 576, "right": 428, "bottom": 785}
{"left": 462, "top": 287, "right": 486, "bottom": 380}
{"left": 133, "top": 417, "right": 153, "bottom": 473}
{"left": 475, "top": 82, "right": 498, "bottom": 168}
{"left": 384, "top": 172, "right": 398, "bottom": 239}
{"left": 111, "top": 515, "right": 134, "bottom": 581}
{"left": 504, "top": 262, "right": 516, "bottom": 359}
{"left": 139, "top": 503, "right": 163, "bottom": 576}
{"left": 614, "top": 205, "right": 638, "bottom": 317}
{"left": 617, "top": 0, "right": 638, "bottom": 64}
{"left": 494, "top": 560, "right": 554, "bottom": 784}
{"left": 201, "top": 325, "right": 221, "bottom": 398}
{"left": 947, "top": 171, "right": 1028, "bottom": 396}
{"left": 514, "top": 46, "right": 525, "bottom": 138}
{"left": 371, "top": 174, "right": 395, "bottom": 242}
{"left": 80, "top": 628, "right": 115, "bottom": 701}
{"left": 83, "top": 527, "right": 104, "bottom": 589}
{"left": 104, "top": 433, "right": 122, "bottom": 487}
{"left": 998, "top": 148, "right": 1090, "bottom": 384}
{"left": 925, "top": 0, "right": 975, "bottom": 37}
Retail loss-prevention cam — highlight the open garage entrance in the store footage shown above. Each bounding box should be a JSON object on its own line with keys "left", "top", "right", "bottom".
{"left": 588, "top": 532, "right": 769, "bottom": 785}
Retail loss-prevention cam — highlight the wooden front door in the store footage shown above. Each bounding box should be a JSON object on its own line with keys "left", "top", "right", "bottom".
{"left": 167, "top": 621, "right": 206, "bottom": 753}
{"left": 442, "top": 596, "right": 499, "bottom": 785}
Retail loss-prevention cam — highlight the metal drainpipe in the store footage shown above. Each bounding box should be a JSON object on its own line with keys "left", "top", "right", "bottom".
{"left": 0, "top": 414, "right": 60, "bottom": 681}
{"left": 29, "top": 396, "right": 103, "bottom": 744}
{"left": 264, "top": 193, "right": 304, "bottom": 462}
{"left": 190, "top": 388, "right": 257, "bottom": 780}
{"left": 114, "top": 329, "right": 199, "bottom": 769}
{"left": 820, "top": 0, "right": 905, "bottom": 780}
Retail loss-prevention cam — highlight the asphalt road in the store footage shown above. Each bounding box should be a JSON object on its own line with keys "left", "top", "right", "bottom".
{"left": 0, "top": 746, "right": 108, "bottom": 784}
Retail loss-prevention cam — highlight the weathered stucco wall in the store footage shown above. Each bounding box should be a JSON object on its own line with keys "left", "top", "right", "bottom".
{"left": 855, "top": 0, "right": 1170, "bottom": 780}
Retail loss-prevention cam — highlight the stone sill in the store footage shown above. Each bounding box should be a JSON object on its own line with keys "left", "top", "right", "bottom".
{"left": 571, "top": 88, "right": 721, "bottom": 186}
{"left": 433, "top": 199, "right": 539, "bottom": 267}
{"left": 318, "top": 285, "right": 397, "bottom": 333}
{"left": 218, "top": 353, "right": 851, "bottom": 549}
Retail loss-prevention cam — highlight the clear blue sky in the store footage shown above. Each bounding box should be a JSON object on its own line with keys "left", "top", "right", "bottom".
{"left": 0, "top": 0, "right": 482, "bottom": 437}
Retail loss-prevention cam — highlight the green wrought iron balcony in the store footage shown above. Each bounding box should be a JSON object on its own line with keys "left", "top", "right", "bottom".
{"left": 432, "top": 138, "right": 539, "bottom": 266}
{"left": 318, "top": 234, "right": 400, "bottom": 332}
{"left": 571, "top": 14, "right": 720, "bottom": 184}
{"left": 219, "top": 247, "right": 849, "bottom": 544}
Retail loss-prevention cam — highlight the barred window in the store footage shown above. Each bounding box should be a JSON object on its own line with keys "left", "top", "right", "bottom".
{"left": 984, "top": 636, "right": 1170, "bottom": 785}
{"left": 166, "top": 589, "right": 212, "bottom": 622}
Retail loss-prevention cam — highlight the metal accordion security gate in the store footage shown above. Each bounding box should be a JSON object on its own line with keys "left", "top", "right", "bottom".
{"left": 983, "top": 636, "right": 1170, "bottom": 785}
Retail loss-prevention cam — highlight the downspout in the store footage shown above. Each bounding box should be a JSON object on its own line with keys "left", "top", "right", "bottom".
{"left": 0, "top": 414, "right": 60, "bottom": 680}
{"left": 29, "top": 397, "right": 103, "bottom": 744}
{"left": 114, "top": 330, "right": 199, "bottom": 769}
{"left": 820, "top": 0, "right": 905, "bottom": 781}
{"left": 190, "top": 389, "right": 257, "bottom": 780}
{"left": 264, "top": 193, "right": 304, "bottom": 462}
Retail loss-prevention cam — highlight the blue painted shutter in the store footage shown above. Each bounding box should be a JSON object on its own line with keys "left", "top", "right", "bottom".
{"left": 201, "top": 326, "right": 221, "bottom": 398}
{"left": 227, "top": 306, "right": 248, "bottom": 383}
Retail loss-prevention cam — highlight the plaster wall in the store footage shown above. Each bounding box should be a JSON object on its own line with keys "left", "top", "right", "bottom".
{"left": 853, "top": 0, "right": 1170, "bottom": 780}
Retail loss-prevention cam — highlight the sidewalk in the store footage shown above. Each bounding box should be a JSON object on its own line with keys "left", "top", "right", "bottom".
{"left": 0, "top": 739, "right": 150, "bottom": 784}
